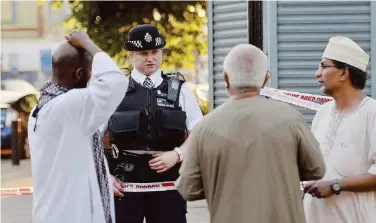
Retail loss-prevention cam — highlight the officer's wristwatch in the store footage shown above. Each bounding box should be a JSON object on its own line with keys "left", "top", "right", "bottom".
{"left": 174, "top": 147, "right": 183, "bottom": 162}
{"left": 330, "top": 179, "right": 342, "bottom": 195}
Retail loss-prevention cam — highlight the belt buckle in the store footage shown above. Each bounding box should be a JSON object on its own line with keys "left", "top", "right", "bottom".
{"left": 111, "top": 144, "right": 119, "bottom": 159}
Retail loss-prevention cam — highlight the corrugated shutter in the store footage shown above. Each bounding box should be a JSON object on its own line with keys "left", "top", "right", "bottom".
{"left": 276, "top": 1, "right": 372, "bottom": 124}
{"left": 208, "top": 0, "right": 248, "bottom": 108}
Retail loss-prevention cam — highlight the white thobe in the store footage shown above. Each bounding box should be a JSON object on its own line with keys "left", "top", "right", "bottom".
{"left": 304, "top": 97, "right": 376, "bottom": 223}
{"left": 28, "top": 52, "right": 128, "bottom": 223}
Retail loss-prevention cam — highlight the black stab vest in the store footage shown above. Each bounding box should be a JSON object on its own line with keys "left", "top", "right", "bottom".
{"left": 108, "top": 73, "right": 187, "bottom": 153}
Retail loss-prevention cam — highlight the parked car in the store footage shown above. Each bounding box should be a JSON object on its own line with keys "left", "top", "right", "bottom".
{"left": 1, "top": 104, "right": 14, "bottom": 156}
{"left": 1, "top": 79, "right": 39, "bottom": 158}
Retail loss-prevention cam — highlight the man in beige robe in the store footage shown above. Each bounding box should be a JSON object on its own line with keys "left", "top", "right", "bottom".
{"left": 303, "top": 37, "right": 376, "bottom": 223}
{"left": 176, "top": 44, "right": 326, "bottom": 223}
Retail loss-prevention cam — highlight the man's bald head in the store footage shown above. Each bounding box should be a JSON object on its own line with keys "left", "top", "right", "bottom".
{"left": 223, "top": 44, "right": 268, "bottom": 90}
{"left": 51, "top": 42, "right": 92, "bottom": 89}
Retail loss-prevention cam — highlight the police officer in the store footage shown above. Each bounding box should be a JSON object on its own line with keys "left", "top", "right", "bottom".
{"left": 104, "top": 24, "right": 203, "bottom": 223}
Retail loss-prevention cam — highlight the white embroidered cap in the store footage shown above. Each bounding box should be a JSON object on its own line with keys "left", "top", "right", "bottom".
{"left": 322, "top": 36, "right": 370, "bottom": 72}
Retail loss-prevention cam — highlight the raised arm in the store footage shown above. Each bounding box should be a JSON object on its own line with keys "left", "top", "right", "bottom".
{"left": 64, "top": 30, "right": 128, "bottom": 134}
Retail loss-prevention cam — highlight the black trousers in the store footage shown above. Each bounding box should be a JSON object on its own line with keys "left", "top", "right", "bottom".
{"left": 109, "top": 154, "right": 187, "bottom": 223}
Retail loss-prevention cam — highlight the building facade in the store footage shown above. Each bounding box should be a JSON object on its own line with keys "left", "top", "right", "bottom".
{"left": 207, "top": 0, "right": 376, "bottom": 124}
{"left": 1, "top": 0, "right": 69, "bottom": 88}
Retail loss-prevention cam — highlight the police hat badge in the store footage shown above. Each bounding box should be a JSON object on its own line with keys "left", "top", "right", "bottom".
{"left": 124, "top": 24, "right": 166, "bottom": 51}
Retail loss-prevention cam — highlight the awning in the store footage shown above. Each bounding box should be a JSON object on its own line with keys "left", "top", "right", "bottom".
{"left": 1, "top": 79, "right": 40, "bottom": 105}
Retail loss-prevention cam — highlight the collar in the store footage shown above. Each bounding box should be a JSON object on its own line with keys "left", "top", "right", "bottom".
{"left": 131, "top": 69, "right": 163, "bottom": 87}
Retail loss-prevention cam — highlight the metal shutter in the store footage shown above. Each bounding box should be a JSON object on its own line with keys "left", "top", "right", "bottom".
{"left": 208, "top": 0, "right": 248, "bottom": 109}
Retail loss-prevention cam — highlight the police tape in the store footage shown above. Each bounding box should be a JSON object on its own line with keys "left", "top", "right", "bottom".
{"left": 260, "top": 87, "right": 321, "bottom": 111}
{"left": 0, "top": 88, "right": 328, "bottom": 196}
{"left": 275, "top": 88, "right": 332, "bottom": 103}
{"left": 2, "top": 182, "right": 304, "bottom": 197}
{"left": 1, "top": 187, "right": 33, "bottom": 197}
{"left": 121, "top": 181, "right": 177, "bottom": 192}
{"left": 0, "top": 182, "right": 177, "bottom": 197}
{"left": 260, "top": 87, "right": 332, "bottom": 111}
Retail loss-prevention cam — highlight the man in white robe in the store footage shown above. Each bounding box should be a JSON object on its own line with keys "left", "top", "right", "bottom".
{"left": 27, "top": 30, "right": 128, "bottom": 223}
{"left": 303, "top": 36, "right": 376, "bottom": 222}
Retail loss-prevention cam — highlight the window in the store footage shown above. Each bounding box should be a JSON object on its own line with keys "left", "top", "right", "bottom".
{"left": 1, "top": 0, "right": 17, "bottom": 24}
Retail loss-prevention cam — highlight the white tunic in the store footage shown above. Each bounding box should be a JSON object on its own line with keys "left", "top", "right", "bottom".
{"left": 304, "top": 97, "right": 376, "bottom": 223}
{"left": 28, "top": 52, "right": 128, "bottom": 223}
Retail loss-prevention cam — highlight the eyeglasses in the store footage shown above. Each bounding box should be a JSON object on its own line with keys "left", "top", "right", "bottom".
{"left": 318, "top": 64, "right": 336, "bottom": 70}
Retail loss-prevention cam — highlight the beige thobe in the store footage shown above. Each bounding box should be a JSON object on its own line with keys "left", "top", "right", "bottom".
{"left": 177, "top": 96, "right": 326, "bottom": 223}
{"left": 304, "top": 97, "right": 376, "bottom": 223}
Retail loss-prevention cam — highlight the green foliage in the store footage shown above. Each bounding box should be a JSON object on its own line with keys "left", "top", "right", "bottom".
{"left": 59, "top": 1, "right": 207, "bottom": 71}
{"left": 198, "top": 100, "right": 209, "bottom": 115}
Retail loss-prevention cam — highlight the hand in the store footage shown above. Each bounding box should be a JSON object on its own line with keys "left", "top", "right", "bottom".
{"left": 149, "top": 151, "right": 179, "bottom": 173}
{"left": 64, "top": 29, "right": 91, "bottom": 48}
{"left": 303, "top": 181, "right": 317, "bottom": 193}
{"left": 110, "top": 175, "right": 124, "bottom": 197}
{"left": 307, "top": 180, "right": 335, "bottom": 199}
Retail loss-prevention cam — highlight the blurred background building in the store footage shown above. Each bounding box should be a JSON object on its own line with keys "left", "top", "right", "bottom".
{"left": 1, "top": 0, "right": 70, "bottom": 89}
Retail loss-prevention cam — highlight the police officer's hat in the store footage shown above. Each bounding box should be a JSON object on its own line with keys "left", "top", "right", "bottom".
{"left": 124, "top": 24, "right": 166, "bottom": 51}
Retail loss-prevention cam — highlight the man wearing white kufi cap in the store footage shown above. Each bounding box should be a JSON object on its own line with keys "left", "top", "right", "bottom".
{"left": 303, "top": 36, "right": 376, "bottom": 223}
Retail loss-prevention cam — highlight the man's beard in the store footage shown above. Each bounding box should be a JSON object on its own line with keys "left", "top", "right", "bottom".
{"left": 321, "top": 85, "right": 333, "bottom": 96}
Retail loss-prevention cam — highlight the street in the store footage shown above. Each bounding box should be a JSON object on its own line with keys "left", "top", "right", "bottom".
{"left": 1, "top": 159, "right": 210, "bottom": 223}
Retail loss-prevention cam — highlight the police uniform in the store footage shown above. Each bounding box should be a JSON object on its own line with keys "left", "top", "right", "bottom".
{"left": 104, "top": 24, "right": 203, "bottom": 223}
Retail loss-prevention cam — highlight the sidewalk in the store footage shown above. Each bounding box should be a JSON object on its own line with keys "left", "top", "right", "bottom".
{"left": 1, "top": 159, "right": 210, "bottom": 223}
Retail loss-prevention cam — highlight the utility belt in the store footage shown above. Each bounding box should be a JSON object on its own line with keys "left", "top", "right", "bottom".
{"left": 106, "top": 144, "right": 181, "bottom": 184}
{"left": 104, "top": 144, "right": 164, "bottom": 161}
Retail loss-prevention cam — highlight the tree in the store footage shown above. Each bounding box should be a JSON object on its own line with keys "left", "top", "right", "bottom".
{"left": 59, "top": 1, "right": 208, "bottom": 72}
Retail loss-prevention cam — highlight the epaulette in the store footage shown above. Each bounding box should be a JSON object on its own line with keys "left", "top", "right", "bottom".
{"left": 164, "top": 72, "right": 186, "bottom": 83}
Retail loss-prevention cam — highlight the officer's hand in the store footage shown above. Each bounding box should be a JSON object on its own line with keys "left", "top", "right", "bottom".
{"left": 149, "top": 151, "right": 179, "bottom": 173}
{"left": 64, "top": 29, "right": 91, "bottom": 48}
{"left": 110, "top": 175, "right": 124, "bottom": 197}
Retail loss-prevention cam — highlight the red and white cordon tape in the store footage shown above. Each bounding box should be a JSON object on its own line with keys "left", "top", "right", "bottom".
{"left": 1, "top": 187, "right": 33, "bottom": 197}
{"left": 260, "top": 87, "right": 333, "bottom": 111}
{"left": 275, "top": 88, "right": 332, "bottom": 103}
{"left": 1, "top": 88, "right": 330, "bottom": 197}
{"left": 1, "top": 182, "right": 177, "bottom": 197}
{"left": 121, "top": 181, "right": 176, "bottom": 192}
